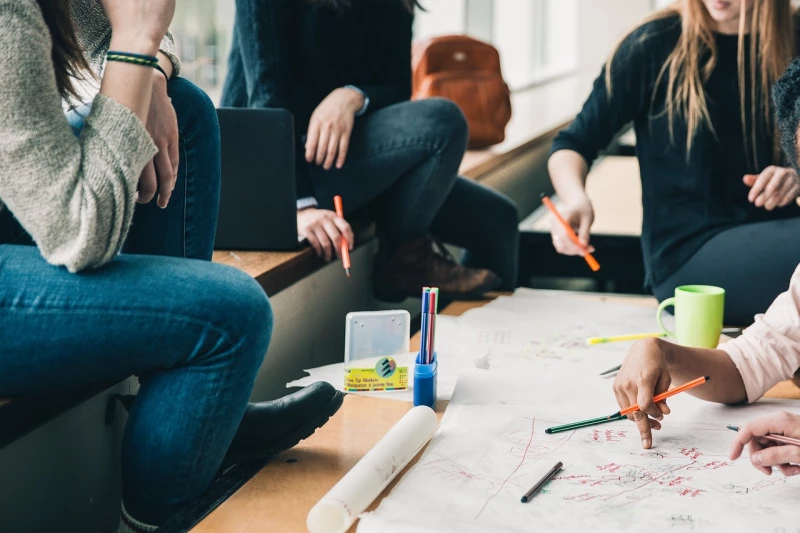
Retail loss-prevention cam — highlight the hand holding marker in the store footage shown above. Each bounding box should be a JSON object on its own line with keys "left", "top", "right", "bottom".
{"left": 333, "top": 195, "right": 351, "bottom": 277}
{"left": 541, "top": 194, "right": 600, "bottom": 272}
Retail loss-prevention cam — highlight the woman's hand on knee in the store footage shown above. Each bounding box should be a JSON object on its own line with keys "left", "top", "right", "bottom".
{"left": 305, "top": 88, "right": 365, "bottom": 171}
{"left": 613, "top": 338, "right": 673, "bottom": 450}
{"left": 744, "top": 166, "right": 800, "bottom": 211}
{"left": 549, "top": 195, "right": 595, "bottom": 256}
{"left": 730, "top": 412, "right": 800, "bottom": 476}
{"left": 138, "top": 72, "right": 179, "bottom": 208}
{"left": 297, "top": 208, "right": 354, "bottom": 262}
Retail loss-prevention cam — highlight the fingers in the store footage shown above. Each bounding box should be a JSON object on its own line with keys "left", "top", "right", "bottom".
{"left": 632, "top": 410, "right": 654, "bottom": 449}
{"left": 748, "top": 440, "right": 773, "bottom": 475}
{"left": 551, "top": 225, "right": 586, "bottom": 256}
{"left": 748, "top": 167, "right": 775, "bottom": 205}
{"left": 305, "top": 229, "right": 323, "bottom": 257}
{"left": 305, "top": 123, "right": 320, "bottom": 163}
{"left": 315, "top": 125, "right": 331, "bottom": 166}
{"left": 760, "top": 169, "right": 784, "bottom": 211}
{"left": 635, "top": 383, "right": 663, "bottom": 422}
{"left": 742, "top": 174, "right": 758, "bottom": 187}
{"left": 332, "top": 216, "right": 354, "bottom": 251}
{"left": 137, "top": 161, "right": 158, "bottom": 204}
{"left": 778, "top": 172, "right": 800, "bottom": 207}
{"left": 154, "top": 150, "right": 175, "bottom": 209}
{"left": 577, "top": 215, "right": 592, "bottom": 249}
{"left": 778, "top": 464, "right": 800, "bottom": 476}
{"left": 751, "top": 444, "right": 800, "bottom": 472}
{"left": 169, "top": 135, "right": 179, "bottom": 180}
{"left": 729, "top": 412, "right": 800, "bottom": 475}
{"left": 654, "top": 372, "right": 672, "bottom": 417}
{"left": 336, "top": 132, "right": 350, "bottom": 169}
{"left": 322, "top": 131, "right": 339, "bottom": 171}
{"left": 321, "top": 219, "right": 344, "bottom": 259}
{"left": 312, "top": 226, "right": 333, "bottom": 262}
{"left": 613, "top": 383, "right": 653, "bottom": 448}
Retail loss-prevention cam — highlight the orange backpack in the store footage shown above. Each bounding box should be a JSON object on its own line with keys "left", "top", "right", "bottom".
{"left": 412, "top": 35, "right": 512, "bottom": 149}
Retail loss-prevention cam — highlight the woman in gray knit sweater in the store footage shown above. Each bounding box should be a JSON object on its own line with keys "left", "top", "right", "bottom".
{"left": 0, "top": 1, "right": 341, "bottom": 531}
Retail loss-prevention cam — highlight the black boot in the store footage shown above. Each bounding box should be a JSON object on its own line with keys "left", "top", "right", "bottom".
{"left": 220, "top": 382, "right": 344, "bottom": 470}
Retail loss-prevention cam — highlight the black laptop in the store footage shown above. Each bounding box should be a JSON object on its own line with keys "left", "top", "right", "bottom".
{"left": 214, "top": 108, "right": 299, "bottom": 251}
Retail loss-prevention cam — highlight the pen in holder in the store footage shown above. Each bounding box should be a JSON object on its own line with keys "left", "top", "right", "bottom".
{"left": 413, "top": 351, "right": 437, "bottom": 408}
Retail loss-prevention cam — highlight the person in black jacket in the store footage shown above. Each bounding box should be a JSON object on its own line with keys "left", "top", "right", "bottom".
{"left": 221, "top": 0, "right": 519, "bottom": 301}
{"left": 548, "top": 0, "right": 800, "bottom": 325}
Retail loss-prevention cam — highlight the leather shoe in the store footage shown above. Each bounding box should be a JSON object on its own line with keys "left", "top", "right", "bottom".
{"left": 221, "top": 382, "right": 344, "bottom": 469}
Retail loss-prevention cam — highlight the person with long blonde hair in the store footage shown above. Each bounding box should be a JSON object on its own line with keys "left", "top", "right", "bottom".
{"left": 548, "top": 0, "right": 800, "bottom": 325}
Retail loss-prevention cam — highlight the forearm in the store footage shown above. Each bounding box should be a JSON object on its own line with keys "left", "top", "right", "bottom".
{"left": 661, "top": 340, "right": 747, "bottom": 405}
{"left": 100, "top": 36, "right": 161, "bottom": 124}
{"left": 548, "top": 150, "right": 590, "bottom": 200}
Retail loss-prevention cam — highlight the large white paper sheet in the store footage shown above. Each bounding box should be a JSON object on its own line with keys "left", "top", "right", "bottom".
{"left": 358, "top": 371, "right": 800, "bottom": 533}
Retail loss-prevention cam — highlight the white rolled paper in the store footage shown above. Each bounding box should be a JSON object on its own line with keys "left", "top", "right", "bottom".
{"left": 306, "top": 406, "right": 438, "bottom": 533}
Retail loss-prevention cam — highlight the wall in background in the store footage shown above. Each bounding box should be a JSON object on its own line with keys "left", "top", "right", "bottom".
{"left": 575, "top": 0, "right": 654, "bottom": 92}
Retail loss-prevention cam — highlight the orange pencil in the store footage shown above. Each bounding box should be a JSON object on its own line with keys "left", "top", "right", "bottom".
{"left": 333, "top": 195, "right": 351, "bottom": 278}
{"left": 540, "top": 194, "right": 600, "bottom": 272}
{"left": 617, "top": 376, "right": 710, "bottom": 417}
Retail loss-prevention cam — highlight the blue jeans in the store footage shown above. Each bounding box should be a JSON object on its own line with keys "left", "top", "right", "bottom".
{"left": 0, "top": 78, "right": 272, "bottom": 525}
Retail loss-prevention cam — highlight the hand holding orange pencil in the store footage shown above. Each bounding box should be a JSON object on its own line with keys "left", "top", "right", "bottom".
{"left": 541, "top": 194, "right": 600, "bottom": 272}
{"left": 333, "top": 195, "right": 351, "bottom": 278}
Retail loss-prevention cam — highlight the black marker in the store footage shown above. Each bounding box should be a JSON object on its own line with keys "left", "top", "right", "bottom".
{"left": 521, "top": 461, "right": 562, "bottom": 503}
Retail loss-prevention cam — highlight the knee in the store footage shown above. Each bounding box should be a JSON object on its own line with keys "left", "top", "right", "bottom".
{"left": 200, "top": 264, "right": 273, "bottom": 370}
{"left": 415, "top": 98, "right": 469, "bottom": 150}
{"left": 169, "top": 77, "right": 221, "bottom": 144}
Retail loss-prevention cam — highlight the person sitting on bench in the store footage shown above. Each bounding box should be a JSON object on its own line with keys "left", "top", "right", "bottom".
{"left": 548, "top": 0, "right": 800, "bottom": 325}
{"left": 220, "top": 0, "right": 520, "bottom": 301}
{"left": 0, "top": 1, "right": 342, "bottom": 531}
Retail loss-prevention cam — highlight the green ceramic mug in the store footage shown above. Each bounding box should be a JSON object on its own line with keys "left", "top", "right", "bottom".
{"left": 656, "top": 285, "right": 725, "bottom": 348}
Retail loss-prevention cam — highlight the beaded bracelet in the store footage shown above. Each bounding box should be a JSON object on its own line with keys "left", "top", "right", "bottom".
{"left": 106, "top": 50, "right": 159, "bottom": 69}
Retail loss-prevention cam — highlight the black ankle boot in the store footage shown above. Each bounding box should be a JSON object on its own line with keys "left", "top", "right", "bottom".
{"left": 220, "top": 382, "right": 344, "bottom": 470}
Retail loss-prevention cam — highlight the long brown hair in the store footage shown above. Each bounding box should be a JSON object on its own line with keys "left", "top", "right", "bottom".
{"left": 36, "top": 0, "right": 91, "bottom": 101}
{"left": 606, "top": 0, "right": 796, "bottom": 167}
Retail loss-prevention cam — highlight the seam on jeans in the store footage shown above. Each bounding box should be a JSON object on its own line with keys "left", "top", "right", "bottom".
{"left": 178, "top": 124, "right": 188, "bottom": 258}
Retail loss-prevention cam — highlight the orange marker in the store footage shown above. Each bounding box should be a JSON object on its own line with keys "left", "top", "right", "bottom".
{"left": 540, "top": 194, "right": 600, "bottom": 272}
{"left": 617, "top": 376, "right": 710, "bottom": 417}
{"left": 333, "top": 195, "right": 351, "bottom": 278}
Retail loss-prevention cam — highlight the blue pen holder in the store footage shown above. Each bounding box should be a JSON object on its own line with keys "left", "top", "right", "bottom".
{"left": 413, "top": 352, "right": 437, "bottom": 408}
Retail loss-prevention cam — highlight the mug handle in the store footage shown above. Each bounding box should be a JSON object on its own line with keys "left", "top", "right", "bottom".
{"left": 656, "top": 297, "right": 677, "bottom": 339}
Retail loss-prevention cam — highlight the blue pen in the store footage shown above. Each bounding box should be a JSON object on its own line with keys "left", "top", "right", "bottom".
{"left": 419, "top": 288, "right": 430, "bottom": 363}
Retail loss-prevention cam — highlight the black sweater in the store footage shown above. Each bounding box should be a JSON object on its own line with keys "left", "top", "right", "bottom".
{"left": 221, "top": 0, "right": 414, "bottom": 198}
{"left": 551, "top": 15, "right": 800, "bottom": 288}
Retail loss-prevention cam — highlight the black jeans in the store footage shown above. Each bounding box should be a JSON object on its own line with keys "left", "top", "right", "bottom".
{"left": 310, "top": 98, "right": 520, "bottom": 289}
{"left": 653, "top": 217, "right": 800, "bottom": 326}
